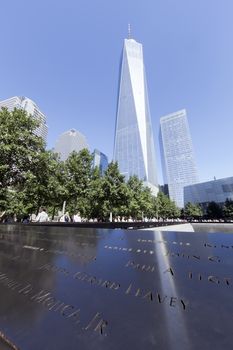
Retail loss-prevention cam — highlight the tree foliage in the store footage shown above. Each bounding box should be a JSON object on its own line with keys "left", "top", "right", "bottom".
{"left": 88, "top": 166, "right": 105, "bottom": 220}
{"left": 0, "top": 107, "right": 44, "bottom": 188}
{"left": 127, "top": 176, "right": 148, "bottom": 219}
{"left": 206, "top": 201, "right": 223, "bottom": 219}
{"left": 184, "top": 202, "right": 203, "bottom": 218}
{"left": 65, "top": 149, "right": 93, "bottom": 216}
{"left": 154, "top": 192, "right": 180, "bottom": 219}
{"left": 0, "top": 107, "right": 182, "bottom": 221}
{"left": 223, "top": 199, "right": 233, "bottom": 219}
{"left": 100, "top": 162, "right": 129, "bottom": 219}
{"left": 0, "top": 107, "right": 45, "bottom": 214}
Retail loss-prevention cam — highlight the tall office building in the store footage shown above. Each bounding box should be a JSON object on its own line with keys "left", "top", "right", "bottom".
{"left": 93, "top": 149, "right": 108, "bottom": 175}
{"left": 54, "top": 129, "right": 89, "bottom": 161}
{"left": 0, "top": 96, "right": 48, "bottom": 143}
{"left": 113, "top": 36, "right": 158, "bottom": 195}
{"left": 160, "top": 109, "right": 198, "bottom": 207}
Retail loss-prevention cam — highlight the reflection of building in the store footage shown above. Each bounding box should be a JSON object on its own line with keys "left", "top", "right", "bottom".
{"left": 54, "top": 129, "right": 89, "bottom": 161}
{"left": 113, "top": 36, "right": 158, "bottom": 195}
{"left": 159, "top": 184, "right": 169, "bottom": 197}
{"left": 160, "top": 109, "right": 198, "bottom": 207}
{"left": 0, "top": 96, "right": 48, "bottom": 142}
{"left": 93, "top": 149, "right": 108, "bottom": 175}
{"left": 184, "top": 176, "right": 233, "bottom": 210}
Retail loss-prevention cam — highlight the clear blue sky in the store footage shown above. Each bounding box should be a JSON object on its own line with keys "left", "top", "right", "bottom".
{"left": 1, "top": 0, "right": 233, "bottom": 184}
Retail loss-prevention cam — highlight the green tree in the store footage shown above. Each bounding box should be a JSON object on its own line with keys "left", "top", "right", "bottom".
{"left": 0, "top": 108, "right": 44, "bottom": 188}
{"left": 169, "top": 200, "right": 181, "bottom": 218}
{"left": 5, "top": 149, "right": 68, "bottom": 217}
{"left": 127, "top": 176, "right": 144, "bottom": 219}
{"left": 0, "top": 107, "right": 71, "bottom": 218}
{"left": 140, "top": 186, "right": 154, "bottom": 219}
{"left": 88, "top": 166, "right": 105, "bottom": 220}
{"left": 184, "top": 202, "right": 203, "bottom": 218}
{"left": 223, "top": 199, "right": 233, "bottom": 219}
{"left": 154, "top": 192, "right": 180, "bottom": 219}
{"left": 65, "top": 149, "right": 93, "bottom": 216}
{"left": 206, "top": 201, "right": 223, "bottom": 219}
{"left": 127, "top": 176, "right": 154, "bottom": 220}
{"left": 0, "top": 107, "right": 45, "bottom": 214}
{"left": 101, "top": 162, "right": 128, "bottom": 220}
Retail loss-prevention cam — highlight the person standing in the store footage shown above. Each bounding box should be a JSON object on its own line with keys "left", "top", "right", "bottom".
{"left": 73, "top": 211, "right": 82, "bottom": 222}
{"left": 60, "top": 212, "right": 71, "bottom": 222}
{"left": 36, "top": 208, "right": 49, "bottom": 222}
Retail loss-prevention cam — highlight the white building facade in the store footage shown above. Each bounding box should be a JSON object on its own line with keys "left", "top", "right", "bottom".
{"left": 160, "top": 109, "right": 198, "bottom": 207}
{"left": 0, "top": 96, "right": 48, "bottom": 143}
{"left": 54, "top": 129, "right": 89, "bottom": 161}
{"left": 114, "top": 38, "right": 158, "bottom": 195}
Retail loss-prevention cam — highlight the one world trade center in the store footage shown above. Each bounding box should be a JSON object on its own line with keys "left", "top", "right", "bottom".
{"left": 113, "top": 34, "right": 158, "bottom": 195}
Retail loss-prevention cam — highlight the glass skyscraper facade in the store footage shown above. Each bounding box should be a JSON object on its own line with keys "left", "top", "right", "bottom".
{"left": 54, "top": 129, "right": 89, "bottom": 161}
{"left": 114, "top": 38, "right": 158, "bottom": 195}
{"left": 160, "top": 109, "right": 198, "bottom": 207}
{"left": 0, "top": 96, "right": 48, "bottom": 143}
{"left": 93, "top": 149, "right": 108, "bottom": 175}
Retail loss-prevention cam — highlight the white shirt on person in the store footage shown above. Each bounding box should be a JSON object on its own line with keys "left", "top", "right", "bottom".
{"left": 73, "top": 214, "right": 81, "bottom": 222}
{"left": 36, "top": 211, "right": 48, "bottom": 222}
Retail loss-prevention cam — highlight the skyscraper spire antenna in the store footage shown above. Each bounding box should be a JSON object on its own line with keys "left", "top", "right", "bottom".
{"left": 128, "top": 23, "right": 131, "bottom": 39}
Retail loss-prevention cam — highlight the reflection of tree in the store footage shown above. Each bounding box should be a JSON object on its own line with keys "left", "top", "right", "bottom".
{"left": 0, "top": 226, "right": 58, "bottom": 331}
{"left": 57, "top": 227, "right": 99, "bottom": 265}
{"left": 0, "top": 224, "right": 100, "bottom": 335}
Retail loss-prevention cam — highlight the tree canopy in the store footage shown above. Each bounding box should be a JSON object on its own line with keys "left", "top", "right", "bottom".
{"left": 223, "top": 199, "right": 233, "bottom": 219}
{"left": 184, "top": 202, "right": 203, "bottom": 218}
{"left": 154, "top": 192, "right": 180, "bottom": 219}
{"left": 0, "top": 107, "right": 182, "bottom": 221}
{"left": 206, "top": 201, "right": 223, "bottom": 219}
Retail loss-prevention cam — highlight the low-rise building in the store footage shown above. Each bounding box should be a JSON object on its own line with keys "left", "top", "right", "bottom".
{"left": 184, "top": 176, "right": 233, "bottom": 210}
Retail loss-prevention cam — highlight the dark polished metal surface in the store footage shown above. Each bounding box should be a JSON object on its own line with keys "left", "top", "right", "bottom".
{"left": 1, "top": 221, "right": 187, "bottom": 229}
{"left": 0, "top": 225, "right": 232, "bottom": 349}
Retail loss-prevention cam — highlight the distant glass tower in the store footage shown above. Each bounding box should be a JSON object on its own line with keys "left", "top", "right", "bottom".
{"left": 54, "top": 129, "right": 89, "bottom": 161}
{"left": 160, "top": 109, "right": 198, "bottom": 207}
{"left": 93, "top": 149, "right": 108, "bottom": 175}
{"left": 113, "top": 35, "right": 158, "bottom": 195}
{"left": 0, "top": 96, "right": 48, "bottom": 143}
